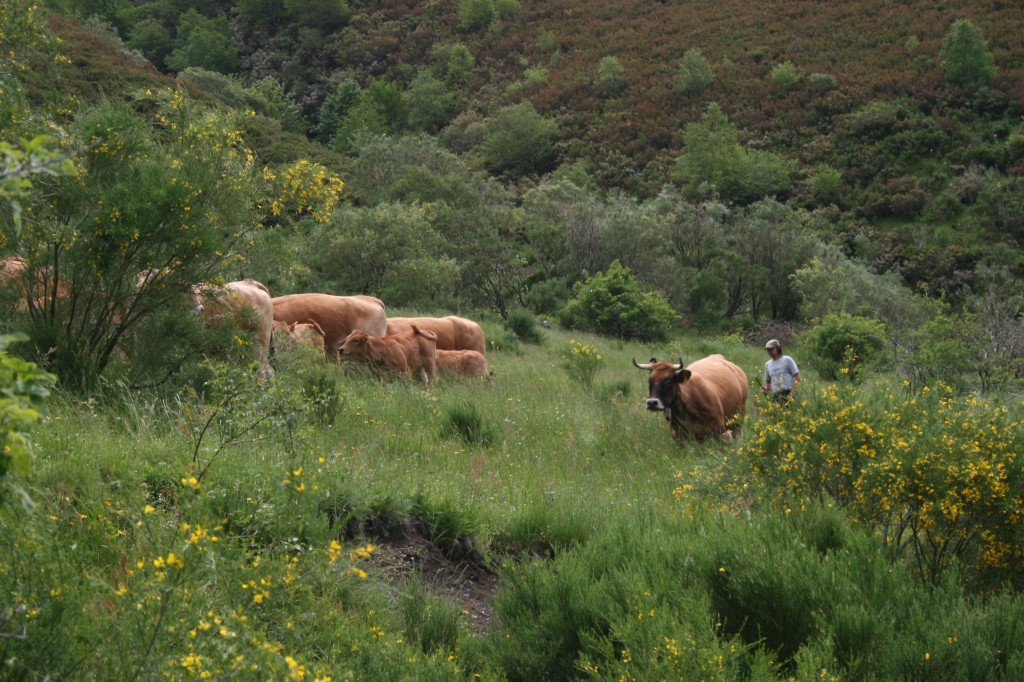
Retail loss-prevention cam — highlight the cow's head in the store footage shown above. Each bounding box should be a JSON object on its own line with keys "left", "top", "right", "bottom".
{"left": 339, "top": 329, "right": 369, "bottom": 357}
{"left": 633, "top": 357, "right": 691, "bottom": 412}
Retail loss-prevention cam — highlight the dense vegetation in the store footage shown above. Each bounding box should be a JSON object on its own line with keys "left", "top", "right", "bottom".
{"left": 7, "top": 0, "right": 1020, "bottom": 391}
{"left": 3, "top": 0, "right": 1024, "bottom": 679}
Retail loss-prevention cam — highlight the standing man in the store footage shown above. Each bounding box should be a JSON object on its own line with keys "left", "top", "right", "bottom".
{"left": 763, "top": 338, "right": 800, "bottom": 404}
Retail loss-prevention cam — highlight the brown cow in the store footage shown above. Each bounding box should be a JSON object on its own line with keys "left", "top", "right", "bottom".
{"left": 385, "top": 316, "right": 485, "bottom": 354}
{"left": 272, "top": 319, "right": 326, "bottom": 360}
{"left": 272, "top": 293, "right": 386, "bottom": 361}
{"left": 633, "top": 354, "right": 748, "bottom": 442}
{"left": 190, "top": 279, "right": 275, "bottom": 379}
{"left": 0, "top": 256, "right": 69, "bottom": 313}
{"left": 435, "top": 349, "right": 489, "bottom": 379}
{"left": 339, "top": 326, "right": 438, "bottom": 383}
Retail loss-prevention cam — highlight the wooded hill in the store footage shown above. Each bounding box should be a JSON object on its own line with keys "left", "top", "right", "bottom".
{"left": 4, "top": 0, "right": 1024, "bottom": 388}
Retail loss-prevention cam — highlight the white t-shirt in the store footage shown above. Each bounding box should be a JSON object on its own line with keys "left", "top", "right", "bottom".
{"left": 764, "top": 355, "right": 799, "bottom": 392}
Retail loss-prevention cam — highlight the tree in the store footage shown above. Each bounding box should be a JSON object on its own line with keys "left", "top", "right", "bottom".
{"left": 432, "top": 43, "right": 476, "bottom": 87}
{"left": 165, "top": 10, "right": 240, "bottom": 74}
{"left": 314, "top": 80, "right": 362, "bottom": 144}
{"left": 126, "top": 18, "right": 174, "bottom": 70}
{"left": 673, "top": 103, "right": 791, "bottom": 204}
{"left": 481, "top": 102, "right": 558, "bottom": 178}
{"left": 940, "top": 19, "right": 996, "bottom": 88}
{"left": 595, "top": 56, "right": 626, "bottom": 97}
{"left": 4, "top": 91, "right": 263, "bottom": 388}
{"left": 678, "top": 48, "right": 714, "bottom": 94}
{"left": 459, "top": 0, "right": 494, "bottom": 32}
{"left": 558, "top": 260, "right": 679, "bottom": 341}
{"left": 284, "top": 0, "right": 350, "bottom": 32}
{"left": 406, "top": 72, "right": 458, "bottom": 134}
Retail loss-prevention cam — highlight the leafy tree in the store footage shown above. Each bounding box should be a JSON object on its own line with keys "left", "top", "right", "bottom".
{"left": 558, "top": 260, "right": 679, "bottom": 341}
{"left": 432, "top": 43, "right": 476, "bottom": 87}
{"left": 250, "top": 77, "right": 309, "bottom": 134}
{"left": 344, "top": 133, "right": 488, "bottom": 209}
{"left": 770, "top": 61, "right": 801, "bottom": 92}
{"left": 673, "top": 103, "right": 791, "bottom": 204}
{"left": 678, "top": 48, "right": 714, "bottom": 94}
{"left": 940, "top": 19, "right": 996, "bottom": 88}
{"left": 314, "top": 79, "right": 362, "bottom": 144}
{"left": 405, "top": 72, "right": 458, "bottom": 134}
{"left": 235, "top": 0, "right": 289, "bottom": 31}
{"left": 304, "top": 202, "right": 447, "bottom": 301}
{"left": 729, "top": 198, "right": 813, "bottom": 320}
{"left": 804, "top": 313, "right": 889, "bottom": 382}
{"left": 165, "top": 10, "right": 240, "bottom": 74}
{"left": 595, "top": 56, "right": 626, "bottom": 97}
{"left": 284, "top": 0, "right": 350, "bottom": 32}
{"left": 125, "top": 18, "right": 174, "bottom": 70}
{"left": 4, "top": 91, "right": 263, "bottom": 388}
{"left": 481, "top": 102, "right": 558, "bottom": 178}
{"left": 330, "top": 99, "right": 388, "bottom": 154}
{"left": 459, "top": 0, "right": 494, "bottom": 32}
{"left": 791, "top": 244, "right": 930, "bottom": 334}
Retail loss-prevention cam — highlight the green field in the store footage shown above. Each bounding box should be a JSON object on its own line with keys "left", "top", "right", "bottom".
{"left": 3, "top": 324, "right": 1024, "bottom": 681}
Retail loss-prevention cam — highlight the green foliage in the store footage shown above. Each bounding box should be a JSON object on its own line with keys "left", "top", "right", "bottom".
{"left": 677, "top": 48, "right": 715, "bottom": 94}
{"left": 0, "top": 334, "right": 55, "bottom": 491}
{"left": 770, "top": 61, "right": 801, "bottom": 92}
{"left": 6, "top": 91, "right": 262, "bottom": 388}
{"left": 559, "top": 338, "right": 603, "bottom": 390}
{"left": 405, "top": 72, "right": 458, "bottom": 134}
{"left": 0, "top": 136, "right": 77, "bottom": 236}
{"left": 940, "top": 19, "right": 996, "bottom": 88}
{"left": 284, "top": 0, "right": 351, "bottom": 32}
{"left": 125, "top": 18, "right": 173, "bottom": 70}
{"left": 808, "top": 164, "right": 842, "bottom": 204}
{"left": 807, "top": 72, "right": 837, "bottom": 94}
{"left": 595, "top": 56, "right": 626, "bottom": 97}
{"left": 305, "top": 202, "right": 447, "bottom": 302}
{"left": 791, "top": 245, "right": 929, "bottom": 333}
{"left": 558, "top": 260, "right": 679, "bottom": 341}
{"left": 313, "top": 80, "right": 362, "bottom": 144}
{"left": 673, "top": 103, "right": 792, "bottom": 204}
{"left": 329, "top": 81, "right": 407, "bottom": 153}
{"left": 480, "top": 102, "right": 558, "bottom": 178}
{"left": 906, "top": 311, "right": 976, "bottom": 393}
{"left": 803, "top": 313, "right": 889, "bottom": 382}
{"left": 459, "top": 0, "right": 494, "bottom": 32}
{"left": 431, "top": 43, "right": 476, "bottom": 87}
{"left": 440, "top": 402, "right": 496, "bottom": 445}
{"left": 503, "top": 308, "right": 544, "bottom": 344}
{"left": 735, "top": 382, "right": 1024, "bottom": 588}
{"left": 165, "top": 10, "right": 239, "bottom": 74}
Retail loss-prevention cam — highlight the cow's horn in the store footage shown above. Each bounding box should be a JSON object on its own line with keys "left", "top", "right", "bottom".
{"left": 632, "top": 358, "right": 652, "bottom": 370}
{"left": 672, "top": 357, "right": 684, "bottom": 370}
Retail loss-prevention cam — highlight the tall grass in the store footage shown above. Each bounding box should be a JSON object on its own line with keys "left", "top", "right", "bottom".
{"left": 3, "top": 327, "right": 1024, "bottom": 679}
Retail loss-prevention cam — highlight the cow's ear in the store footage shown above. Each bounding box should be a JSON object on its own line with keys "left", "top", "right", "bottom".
{"left": 673, "top": 368, "right": 692, "bottom": 383}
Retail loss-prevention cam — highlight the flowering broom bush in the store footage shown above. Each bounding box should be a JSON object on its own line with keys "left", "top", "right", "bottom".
{"left": 733, "top": 383, "right": 1024, "bottom": 587}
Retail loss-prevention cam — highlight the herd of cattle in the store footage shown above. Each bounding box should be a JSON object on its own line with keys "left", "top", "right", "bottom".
{"left": 3, "top": 258, "right": 752, "bottom": 444}
{"left": 188, "top": 279, "right": 490, "bottom": 384}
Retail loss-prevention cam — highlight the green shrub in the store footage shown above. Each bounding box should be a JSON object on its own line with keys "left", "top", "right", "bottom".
{"left": 504, "top": 309, "right": 544, "bottom": 344}
{"left": 559, "top": 339, "right": 603, "bottom": 390}
{"left": 558, "top": 260, "right": 679, "bottom": 341}
{"left": 770, "top": 61, "right": 801, "bottom": 92}
{"left": 677, "top": 48, "right": 714, "bottom": 94}
{"left": 804, "top": 313, "right": 888, "bottom": 381}
{"left": 0, "top": 334, "right": 55, "bottom": 492}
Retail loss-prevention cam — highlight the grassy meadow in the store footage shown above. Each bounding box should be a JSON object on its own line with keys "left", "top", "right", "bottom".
{"left": 4, "top": 320, "right": 1024, "bottom": 681}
